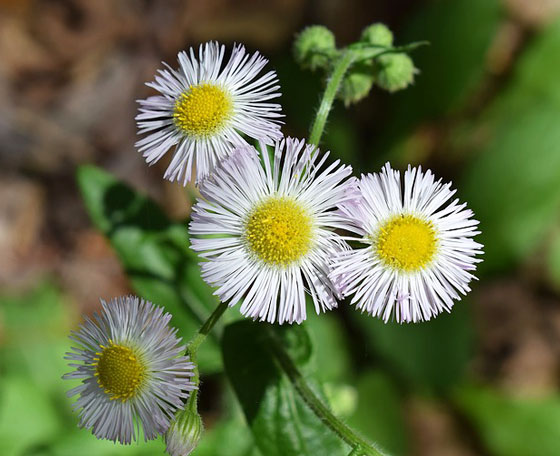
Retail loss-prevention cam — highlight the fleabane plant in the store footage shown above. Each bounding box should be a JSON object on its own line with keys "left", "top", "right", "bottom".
{"left": 67, "top": 22, "right": 482, "bottom": 456}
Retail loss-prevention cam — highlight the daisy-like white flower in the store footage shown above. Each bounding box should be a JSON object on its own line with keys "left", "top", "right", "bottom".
{"left": 189, "top": 138, "right": 357, "bottom": 324}
{"left": 330, "top": 163, "right": 483, "bottom": 323}
{"left": 136, "top": 41, "right": 283, "bottom": 185}
{"left": 63, "top": 296, "right": 195, "bottom": 444}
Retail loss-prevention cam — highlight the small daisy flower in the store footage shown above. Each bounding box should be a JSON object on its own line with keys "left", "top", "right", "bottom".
{"left": 136, "top": 41, "right": 283, "bottom": 185}
{"left": 330, "top": 163, "right": 483, "bottom": 323}
{"left": 63, "top": 296, "right": 195, "bottom": 444}
{"left": 189, "top": 138, "right": 357, "bottom": 324}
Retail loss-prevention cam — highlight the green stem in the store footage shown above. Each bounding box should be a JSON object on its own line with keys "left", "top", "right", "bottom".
{"left": 183, "top": 300, "right": 229, "bottom": 408}
{"left": 265, "top": 328, "right": 385, "bottom": 456}
{"left": 348, "top": 447, "right": 365, "bottom": 456}
{"left": 308, "top": 50, "right": 356, "bottom": 147}
{"left": 185, "top": 348, "right": 200, "bottom": 412}
{"left": 188, "top": 299, "right": 230, "bottom": 355}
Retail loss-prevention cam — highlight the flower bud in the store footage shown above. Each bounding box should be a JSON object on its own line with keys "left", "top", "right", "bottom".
{"left": 338, "top": 63, "right": 375, "bottom": 106}
{"left": 294, "top": 25, "right": 336, "bottom": 71}
{"left": 374, "top": 53, "right": 417, "bottom": 93}
{"left": 165, "top": 408, "right": 203, "bottom": 456}
{"left": 361, "top": 23, "right": 393, "bottom": 47}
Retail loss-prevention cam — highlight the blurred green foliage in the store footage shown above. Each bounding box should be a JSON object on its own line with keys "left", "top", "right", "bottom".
{"left": 347, "top": 370, "right": 408, "bottom": 456}
{"left": 378, "top": 0, "right": 502, "bottom": 154}
{"left": 462, "top": 19, "right": 560, "bottom": 273}
{"left": 454, "top": 385, "right": 560, "bottom": 456}
{"left": 353, "top": 301, "right": 473, "bottom": 393}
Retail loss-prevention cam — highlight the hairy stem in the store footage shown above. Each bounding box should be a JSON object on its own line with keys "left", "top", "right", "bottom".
{"left": 308, "top": 50, "right": 356, "bottom": 147}
{"left": 266, "top": 328, "right": 385, "bottom": 456}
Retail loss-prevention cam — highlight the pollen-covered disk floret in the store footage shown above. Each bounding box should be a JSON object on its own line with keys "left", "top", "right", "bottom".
{"left": 189, "top": 137, "right": 359, "bottom": 324}
{"left": 135, "top": 41, "right": 283, "bottom": 185}
{"left": 63, "top": 296, "right": 195, "bottom": 444}
{"left": 330, "top": 163, "right": 483, "bottom": 323}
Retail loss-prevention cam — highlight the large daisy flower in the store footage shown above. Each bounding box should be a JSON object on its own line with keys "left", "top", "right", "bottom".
{"left": 63, "top": 296, "right": 195, "bottom": 444}
{"left": 189, "top": 138, "right": 357, "bottom": 324}
{"left": 330, "top": 163, "right": 483, "bottom": 323}
{"left": 135, "top": 41, "right": 283, "bottom": 185}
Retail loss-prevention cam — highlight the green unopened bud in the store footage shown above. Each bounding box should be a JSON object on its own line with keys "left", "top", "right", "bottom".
{"left": 361, "top": 23, "right": 393, "bottom": 47}
{"left": 374, "top": 53, "right": 417, "bottom": 93}
{"left": 165, "top": 408, "right": 203, "bottom": 456}
{"left": 338, "top": 63, "right": 375, "bottom": 106}
{"left": 294, "top": 25, "right": 336, "bottom": 71}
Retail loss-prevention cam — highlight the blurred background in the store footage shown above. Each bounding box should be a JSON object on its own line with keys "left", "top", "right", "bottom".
{"left": 2, "top": 0, "right": 560, "bottom": 455}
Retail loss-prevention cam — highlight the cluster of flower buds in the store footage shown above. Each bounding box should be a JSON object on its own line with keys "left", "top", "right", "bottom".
{"left": 294, "top": 23, "right": 418, "bottom": 105}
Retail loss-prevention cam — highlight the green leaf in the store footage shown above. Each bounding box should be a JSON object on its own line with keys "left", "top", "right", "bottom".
{"left": 77, "top": 165, "right": 221, "bottom": 373}
{"left": 454, "top": 384, "right": 560, "bottom": 456}
{"left": 348, "top": 371, "right": 408, "bottom": 456}
{"left": 353, "top": 301, "right": 473, "bottom": 392}
{"left": 222, "top": 320, "right": 348, "bottom": 456}
{"left": 461, "top": 19, "right": 560, "bottom": 273}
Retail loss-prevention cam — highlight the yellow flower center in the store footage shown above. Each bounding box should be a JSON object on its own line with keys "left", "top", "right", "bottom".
{"left": 94, "top": 340, "right": 146, "bottom": 401}
{"left": 245, "top": 197, "right": 313, "bottom": 266}
{"left": 173, "top": 83, "right": 232, "bottom": 136}
{"left": 375, "top": 214, "right": 437, "bottom": 271}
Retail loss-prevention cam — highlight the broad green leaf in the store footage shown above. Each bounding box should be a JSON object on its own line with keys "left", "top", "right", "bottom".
{"left": 77, "top": 165, "right": 221, "bottom": 372}
{"left": 461, "top": 19, "right": 560, "bottom": 273}
{"left": 348, "top": 371, "right": 408, "bottom": 456}
{"left": 353, "top": 301, "right": 473, "bottom": 392}
{"left": 454, "top": 384, "right": 560, "bottom": 456}
{"left": 222, "top": 321, "right": 348, "bottom": 456}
